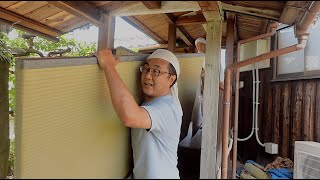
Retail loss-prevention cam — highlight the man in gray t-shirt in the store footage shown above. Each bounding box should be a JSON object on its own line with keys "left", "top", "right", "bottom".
{"left": 96, "top": 48, "right": 183, "bottom": 179}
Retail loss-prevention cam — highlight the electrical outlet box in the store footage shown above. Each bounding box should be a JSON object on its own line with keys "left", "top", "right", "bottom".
{"left": 265, "top": 142, "right": 278, "bottom": 154}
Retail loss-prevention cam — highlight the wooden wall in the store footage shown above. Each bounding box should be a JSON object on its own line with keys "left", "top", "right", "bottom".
{"left": 237, "top": 68, "right": 320, "bottom": 164}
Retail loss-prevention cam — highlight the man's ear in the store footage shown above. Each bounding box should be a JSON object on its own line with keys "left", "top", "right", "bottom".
{"left": 169, "top": 75, "right": 177, "bottom": 85}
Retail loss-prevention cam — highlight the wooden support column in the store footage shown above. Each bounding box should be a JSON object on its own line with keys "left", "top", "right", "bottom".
{"left": 225, "top": 13, "right": 237, "bottom": 179}
{"left": 225, "top": 15, "right": 235, "bottom": 66}
{"left": 0, "top": 60, "right": 9, "bottom": 179}
{"left": 168, "top": 23, "right": 176, "bottom": 52}
{"left": 200, "top": 20, "right": 222, "bottom": 179}
{"left": 98, "top": 14, "right": 115, "bottom": 51}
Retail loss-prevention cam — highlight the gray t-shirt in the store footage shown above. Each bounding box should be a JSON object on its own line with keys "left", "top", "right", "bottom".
{"left": 131, "top": 94, "right": 182, "bottom": 179}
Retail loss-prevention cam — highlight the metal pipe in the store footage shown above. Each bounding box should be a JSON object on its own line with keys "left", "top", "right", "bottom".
{"left": 222, "top": 2, "right": 320, "bottom": 178}
{"left": 222, "top": 69, "right": 232, "bottom": 179}
{"left": 222, "top": 37, "right": 308, "bottom": 179}
{"left": 296, "top": 1, "right": 320, "bottom": 36}
{"left": 231, "top": 22, "right": 278, "bottom": 179}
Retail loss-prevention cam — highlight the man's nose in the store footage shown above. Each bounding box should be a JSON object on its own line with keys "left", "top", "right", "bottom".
{"left": 145, "top": 70, "right": 152, "bottom": 79}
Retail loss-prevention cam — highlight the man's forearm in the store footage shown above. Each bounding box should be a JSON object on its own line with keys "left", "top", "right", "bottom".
{"left": 103, "top": 65, "right": 140, "bottom": 122}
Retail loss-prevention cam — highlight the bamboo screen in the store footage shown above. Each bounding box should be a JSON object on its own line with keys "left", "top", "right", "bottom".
{"left": 14, "top": 54, "right": 204, "bottom": 178}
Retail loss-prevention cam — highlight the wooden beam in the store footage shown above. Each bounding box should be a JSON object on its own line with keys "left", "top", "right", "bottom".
{"left": 98, "top": 14, "right": 115, "bottom": 51}
{"left": 141, "top": 1, "right": 161, "bottom": 9}
{"left": 225, "top": 12, "right": 236, "bottom": 179}
{"left": 221, "top": 2, "right": 281, "bottom": 21}
{"left": 0, "top": 7, "right": 62, "bottom": 37}
{"left": 121, "top": 16, "right": 166, "bottom": 44}
{"left": 168, "top": 23, "right": 176, "bottom": 52}
{"left": 198, "top": 1, "right": 223, "bottom": 21}
{"left": 200, "top": 20, "right": 222, "bottom": 179}
{"left": 48, "top": 1, "right": 103, "bottom": 27}
{"left": 160, "top": 13, "right": 194, "bottom": 47}
{"left": 109, "top": 1, "right": 200, "bottom": 16}
{"left": 176, "top": 14, "right": 206, "bottom": 26}
{"left": 0, "top": 18, "right": 59, "bottom": 42}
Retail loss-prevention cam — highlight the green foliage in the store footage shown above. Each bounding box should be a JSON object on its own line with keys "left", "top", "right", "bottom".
{"left": 8, "top": 140, "right": 15, "bottom": 177}
{"left": 0, "top": 32, "right": 13, "bottom": 63}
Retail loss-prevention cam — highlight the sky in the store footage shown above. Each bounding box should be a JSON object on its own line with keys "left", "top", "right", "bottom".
{"left": 64, "top": 17, "right": 158, "bottom": 48}
{"left": 8, "top": 17, "right": 158, "bottom": 48}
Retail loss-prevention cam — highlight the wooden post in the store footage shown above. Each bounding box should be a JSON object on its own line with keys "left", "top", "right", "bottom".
{"left": 98, "top": 14, "right": 115, "bottom": 51}
{"left": 200, "top": 20, "right": 222, "bottom": 179}
{"left": 168, "top": 23, "right": 176, "bottom": 52}
{"left": 0, "top": 60, "right": 9, "bottom": 179}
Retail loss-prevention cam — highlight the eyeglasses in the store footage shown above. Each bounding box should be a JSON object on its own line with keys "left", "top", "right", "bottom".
{"left": 139, "top": 66, "right": 171, "bottom": 77}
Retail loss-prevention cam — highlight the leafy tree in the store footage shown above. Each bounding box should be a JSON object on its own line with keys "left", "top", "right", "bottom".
{"left": 2, "top": 28, "right": 97, "bottom": 178}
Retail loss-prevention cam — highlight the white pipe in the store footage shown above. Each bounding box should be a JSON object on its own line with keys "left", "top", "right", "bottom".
{"left": 228, "top": 129, "right": 234, "bottom": 154}
{"left": 254, "top": 63, "right": 265, "bottom": 147}
{"left": 237, "top": 64, "right": 255, "bottom": 141}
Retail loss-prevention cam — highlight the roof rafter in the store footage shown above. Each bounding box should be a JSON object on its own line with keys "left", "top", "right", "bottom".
{"left": 121, "top": 16, "right": 166, "bottom": 44}
{"left": 160, "top": 13, "right": 194, "bottom": 47}
{"left": 0, "top": 7, "right": 62, "bottom": 37}
{"left": 48, "top": 1, "right": 103, "bottom": 27}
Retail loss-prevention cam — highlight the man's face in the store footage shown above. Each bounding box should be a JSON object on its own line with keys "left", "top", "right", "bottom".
{"left": 196, "top": 42, "right": 206, "bottom": 53}
{"left": 140, "top": 58, "right": 176, "bottom": 101}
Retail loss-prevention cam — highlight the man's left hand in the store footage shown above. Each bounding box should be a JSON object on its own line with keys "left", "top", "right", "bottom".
{"left": 95, "top": 49, "right": 120, "bottom": 70}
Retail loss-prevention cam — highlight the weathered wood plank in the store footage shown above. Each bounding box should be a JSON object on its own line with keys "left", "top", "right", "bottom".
{"left": 290, "top": 82, "right": 302, "bottom": 159}
{"left": 273, "top": 83, "right": 281, "bottom": 145}
{"left": 315, "top": 82, "right": 320, "bottom": 142}
{"left": 6, "top": 1, "right": 48, "bottom": 15}
{"left": 200, "top": 20, "right": 221, "bottom": 179}
{"left": 281, "top": 82, "right": 290, "bottom": 158}
{"left": 264, "top": 80, "right": 273, "bottom": 143}
{"left": 303, "top": 82, "right": 316, "bottom": 141}
{"left": 168, "top": 23, "right": 176, "bottom": 52}
{"left": 0, "top": 1, "right": 18, "bottom": 8}
{"left": 141, "top": 1, "right": 161, "bottom": 9}
{"left": 24, "top": 4, "right": 63, "bottom": 22}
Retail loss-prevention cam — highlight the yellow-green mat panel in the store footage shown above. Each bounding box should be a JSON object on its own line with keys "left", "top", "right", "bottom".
{"left": 15, "top": 54, "right": 204, "bottom": 178}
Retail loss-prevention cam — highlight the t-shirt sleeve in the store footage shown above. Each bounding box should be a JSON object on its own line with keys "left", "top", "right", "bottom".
{"left": 141, "top": 103, "right": 172, "bottom": 135}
